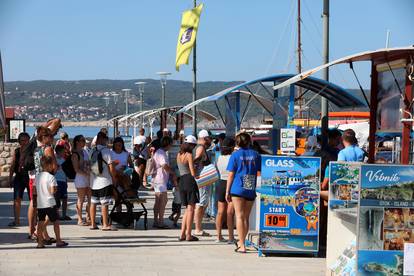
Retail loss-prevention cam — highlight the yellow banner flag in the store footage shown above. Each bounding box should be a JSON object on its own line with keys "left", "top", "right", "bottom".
{"left": 175, "top": 3, "right": 203, "bottom": 71}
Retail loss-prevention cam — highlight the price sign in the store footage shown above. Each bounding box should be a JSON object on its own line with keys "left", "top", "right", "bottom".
{"left": 265, "top": 214, "right": 288, "bottom": 228}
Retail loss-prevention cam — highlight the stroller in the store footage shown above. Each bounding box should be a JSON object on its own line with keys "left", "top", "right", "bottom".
{"left": 109, "top": 180, "right": 148, "bottom": 230}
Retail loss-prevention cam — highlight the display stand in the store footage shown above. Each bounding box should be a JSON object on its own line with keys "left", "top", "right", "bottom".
{"left": 256, "top": 155, "right": 321, "bottom": 256}
{"left": 326, "top": 162, "right": 361, "bottom": 275}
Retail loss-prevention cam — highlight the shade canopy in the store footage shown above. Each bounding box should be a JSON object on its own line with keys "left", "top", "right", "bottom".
{"left": 176, "top": 74, "right": 365, "bottom": 114}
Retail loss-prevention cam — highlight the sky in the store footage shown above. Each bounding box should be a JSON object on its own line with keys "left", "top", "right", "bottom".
{"left": 1, "top": 0, "right": 413, "bottom": 88}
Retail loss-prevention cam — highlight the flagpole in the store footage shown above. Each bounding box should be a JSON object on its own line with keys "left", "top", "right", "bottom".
{"left": 192, "top": 0, "right": 197, "bottom": 136}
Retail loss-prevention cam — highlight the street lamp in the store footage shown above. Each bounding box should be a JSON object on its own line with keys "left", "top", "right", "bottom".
{"left": 121, "top": 88, "right": 131, "bottom": 135}
{"left": 135, "top": 82, "right": 146, "bottom": 126}
{"left": 156, "top": 72, "right": 171, "bottom": 108}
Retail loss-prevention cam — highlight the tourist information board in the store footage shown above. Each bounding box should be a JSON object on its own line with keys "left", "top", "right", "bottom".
{"left": 357, "top": 164, "right": 414, "bottom": 275}
{"left": 258, "top": 155, "right": 321, "bottom": 255}
{"left": 280, "top": 128, "right": 296, "bottom": 152}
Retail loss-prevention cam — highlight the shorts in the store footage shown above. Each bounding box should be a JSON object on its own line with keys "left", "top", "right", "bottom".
{"left": 230, "top": 193, "right": 255, "bottom": 202}
{"left": 216, "top": 179, "right": 227, "bottom": 203}
{"left": 91, "top": 185, "right": 113, "bottom": 206}
{"left": 197, "top": 185, "right": 211, "bottom": 207}
{"left": 179, "top": 174, "right": 199, "bottom": 207}
{"left": 56, "top": 181, "right": 68, "bottom": 199}
{"left": 29, "top": 178, "right": 35, "bottom": 201}
{"left": 13, "top": 174, "right": 30, "bottom": 200}
{"left": 153, "top": 183, "right": 167, "bottom": 193}
{"left": 38, "top": 206, "right": 59, "bottom": 222}
{"left": 172, "top": 202, "right": 181, "bottom": 214}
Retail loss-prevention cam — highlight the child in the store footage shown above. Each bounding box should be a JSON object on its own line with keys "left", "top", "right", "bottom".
{"left": 34, "top": 155, "right": 68, "bottom": 248}
{"left": 54, "top": 145, "right": 71, "bottom": 220}
{"left": 169, "top": 186, "right": 181, "bottom": 228}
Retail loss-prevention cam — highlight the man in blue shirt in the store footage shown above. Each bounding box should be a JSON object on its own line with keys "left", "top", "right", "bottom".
{"left": 337, "top": 129, "right": 366, "bottom": 162}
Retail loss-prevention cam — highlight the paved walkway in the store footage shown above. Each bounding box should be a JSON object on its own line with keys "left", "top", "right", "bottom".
{"left": 0, "top": 185, "right": 325, "bottom": 276}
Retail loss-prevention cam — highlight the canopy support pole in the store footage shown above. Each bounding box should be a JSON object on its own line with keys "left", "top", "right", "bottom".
{"left": 240, "top": 94, "right": 252, "bottom": 125}
{"left": 214, "top": 101, "right": 226, "bottom": 126}
{"left": 349, "top": 62, "right": 370, "bottom": 108}
{"left": 244, "top": 85, "right": 274, "bottom": 116}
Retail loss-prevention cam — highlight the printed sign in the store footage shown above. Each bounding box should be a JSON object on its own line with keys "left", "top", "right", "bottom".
{"left": 404, "top": 243, "right": 414, "bottom": 275}
{"left": 280, "top": 128, "right": 296, "bottom": 152}
{"left": 258, "top": 155, "right": 321, "bottom": 253}
{"left": 8, "top": 119, "right": 25, "bottom": 141}
{"left": 329, "top": 239, "right": 357, "bottom": 276}
{"left": 357, "top": 164, "right": 414, "bottom": 275}
{"left": 329, "top": 162, "right": 360, "bottom": 210}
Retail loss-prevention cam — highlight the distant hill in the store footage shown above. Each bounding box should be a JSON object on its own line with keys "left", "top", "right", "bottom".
{"left": 4, "top": 79, "right": 369, "bottom": 122}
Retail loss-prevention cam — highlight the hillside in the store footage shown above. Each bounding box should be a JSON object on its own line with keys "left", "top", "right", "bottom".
{"left": 4, "top": 79, "right": 368, "bottom": 123}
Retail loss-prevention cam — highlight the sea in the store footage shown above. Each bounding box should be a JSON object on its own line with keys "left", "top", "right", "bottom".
{"left": 26, "top": 126, "right": 199, "bottom": 139}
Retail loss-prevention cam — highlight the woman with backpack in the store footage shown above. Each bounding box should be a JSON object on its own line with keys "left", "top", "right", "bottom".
{"left": 72, "top": 135, "right": 91, "bottom": 226}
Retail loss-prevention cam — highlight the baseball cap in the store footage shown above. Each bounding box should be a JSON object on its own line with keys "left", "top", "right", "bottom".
{"left": 179, "top": 129, "right": 185, "bottom": 135}
{"left": 134, "top": 136, "right": 146, "bottom": 145}
{"left": 198, "top": 129, "right": 210, "bottom": 139}
{"left": 163, "top": 128, "right": 169, "bottom": 132}
{"left": 184, "top": 135, "right": 197, "bottom": 144}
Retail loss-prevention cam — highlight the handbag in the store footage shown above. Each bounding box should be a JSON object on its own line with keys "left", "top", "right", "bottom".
{"left": 195, "top": 163, "right": 219, "bottom": 188}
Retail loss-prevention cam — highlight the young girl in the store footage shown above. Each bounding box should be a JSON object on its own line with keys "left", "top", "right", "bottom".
{"left": 215, "top": 137, "right": 235, "bottom": 243}
{"left": 34, "top": 155, "right": 68, "bottom": 248}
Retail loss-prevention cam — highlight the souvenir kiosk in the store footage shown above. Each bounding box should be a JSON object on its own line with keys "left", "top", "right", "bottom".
{"left": 274, "top": 46, "right": 414, "bottom": 274}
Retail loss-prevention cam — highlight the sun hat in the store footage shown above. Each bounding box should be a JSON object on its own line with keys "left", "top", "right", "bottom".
{"left": 133, "top": 136, "right": 146, "bottom": 145}
{"left": 184, "top": 135, "right": 197, "bottom": 144}
{"left": 198, "top": 129, "right": 210, "bottom": 139}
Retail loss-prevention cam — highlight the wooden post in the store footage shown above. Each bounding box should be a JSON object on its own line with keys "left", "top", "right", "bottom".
{"left": 401, "top": 72, "right": 413, "bottom": 164}
{"left": 368, "top": 61, "right": 378, "bottom": 163}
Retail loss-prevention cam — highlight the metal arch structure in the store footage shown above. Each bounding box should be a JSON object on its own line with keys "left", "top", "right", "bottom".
{"left": 175, "top": 74, "right": 366, "bottom": 146}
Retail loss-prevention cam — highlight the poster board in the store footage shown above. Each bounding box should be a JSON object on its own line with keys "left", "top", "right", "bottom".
{"left": 8, "top": 119, "right": 25, "bottom": 142}
{"left": 258, "top": 155, "right": 321, "bottom": 255}
{"left": 327, "top": 162, "right": 361, "bottom": 276}
{"left": 357, "top": 164, "right": 414, "bottom": 275}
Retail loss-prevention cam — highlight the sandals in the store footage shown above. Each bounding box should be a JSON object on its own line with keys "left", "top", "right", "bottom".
{"left": 90, "top": 226, "right": 99, "bottom": 230}
{"left": 178, "top": 237, "right": 186, "bottom": 242}
{"left": 56, "top": 241, "right": 69, "bottom": 248}
{"left": 194, "top": 231, "right": 210, "bottom": 237}
{"left": 36, "top": 244, "right": 45, "bottom": 249}
{"left": 44, "top": 238, "right": 56, "bottom": 245}
{"left": 186, "top": 235, "right": 199, "bottom": 242}
{"left": 8, "top": 221, "right": 19, "bottom": 227}
{"left": 102, "top": 227, "right": 118, "bottom": 231}
{"left": 234, "top": 247, "right": 246, "bottom": 253}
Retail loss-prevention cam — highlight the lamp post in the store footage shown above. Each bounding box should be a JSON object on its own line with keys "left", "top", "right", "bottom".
{"left": 156, "top": 72, "right": 171, "bottom": 108}
{"left": 121, "top": 88, "right": 131, "bottom": 135}
{"left": 135, "top": 82, "right": 146, "bottom": 126}
{"left": 112, "top": 93, "right": 120, "bottom": 137}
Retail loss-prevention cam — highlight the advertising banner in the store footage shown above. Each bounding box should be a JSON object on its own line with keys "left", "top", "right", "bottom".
{"left": 357, "top": 164, "right": 414, "bottom": 275}
{"left": 329, "top": 162, "right": 360, "bottom": 211}
{"left": 258, "top": 155, "right": 321, "bottom": 254}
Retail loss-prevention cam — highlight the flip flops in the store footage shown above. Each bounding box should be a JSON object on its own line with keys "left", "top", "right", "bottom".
{"left": 194, "top": 231, "right": 210, "bottom": 237}
{"left": 90, "top": 226, "right": 99, "bottom": 230}
{"left": 102, "top": 227, "right": 118, "bottom": 231}
{"left": 56, "top": 241, "right": 69, "bottom": 248}
{"left": 234, "top": 247, "right": 246, "bottom": 254}
{"left": 186, "top": 235, "right": 199, "bottom": 242}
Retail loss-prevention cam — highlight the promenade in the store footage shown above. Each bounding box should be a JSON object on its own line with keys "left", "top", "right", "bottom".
{"left": 0, "top": 185, "right": 325, "bottom": 276}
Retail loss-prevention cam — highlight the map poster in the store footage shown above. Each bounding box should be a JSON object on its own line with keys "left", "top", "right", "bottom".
{"left": 329, "top": 162, "right": 360, "bottom": 210}
{"left": 357, "top": 164, "right": 414, "bottom": 275}
{"left": 258, "top": 155, "right": 321, "bottom": 253}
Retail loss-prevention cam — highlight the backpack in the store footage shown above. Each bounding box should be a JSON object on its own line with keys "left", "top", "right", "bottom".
{"left": 90, "top": 147, "right": 107, "bottom": 176}
{"left": 61, "top": 152, "right": 79, "bottom": 180}
{"left": 145, "top": 155, "right": 157, "bottom": 177}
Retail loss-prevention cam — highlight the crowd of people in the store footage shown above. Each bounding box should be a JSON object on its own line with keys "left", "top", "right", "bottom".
{"left": 7, "top": 117, "right": 364, "bottom": 253}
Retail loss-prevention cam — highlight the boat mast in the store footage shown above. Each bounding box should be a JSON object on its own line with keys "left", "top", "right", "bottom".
{"left": 297, "top": 0, "right": 303, "bottom": 119}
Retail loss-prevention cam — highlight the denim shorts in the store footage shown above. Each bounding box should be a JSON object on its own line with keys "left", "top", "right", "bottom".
{"left": 196, "top": 185, "right": 210, "bottom": 207}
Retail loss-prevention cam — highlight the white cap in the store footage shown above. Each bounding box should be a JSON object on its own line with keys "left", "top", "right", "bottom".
{"left": 133, "top": 136, "right": 146, "bottom": 145}
{"left": 163, "top": 128, "right": 169, "bottom": 132}
{"left": 184, "top": 135, "right": 197, "bottom": 144}
{"left": 179, "top": 129, "right": 185, "bottom": 135}
{"left": 198, "top": 129, "right": 210, "bottom": 139}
